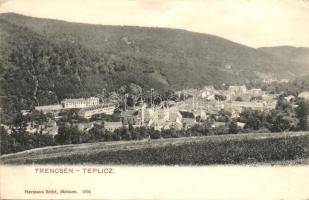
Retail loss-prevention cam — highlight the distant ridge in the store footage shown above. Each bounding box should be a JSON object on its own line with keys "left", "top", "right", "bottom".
{"left": 259, "top": 46, "right": 309, "bottom": 66}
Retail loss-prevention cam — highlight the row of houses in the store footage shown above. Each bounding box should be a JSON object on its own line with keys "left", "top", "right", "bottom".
{"left": 120, "top": 105, "right": 196, "bottom": 130}
{"left": 178, "top": 85, "right": 266, "bottom": 104}
{"left": 78, "top": 103, "right": 116, "bottom": 118}
{"left": 25, "top": 119, "right": 58, "bottom": 135}
{"left": 61, "top": 97, "right": 100, "bottom": 109}
{"left": 35, "top": 97, "right": 101, "bottom": 113}
{"left": 74, "top": 120, "right": 123, "bottom": 132}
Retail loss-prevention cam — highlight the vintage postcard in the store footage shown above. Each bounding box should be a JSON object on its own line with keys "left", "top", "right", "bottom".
{"left": 0, "top": 0, "right": 309, "bottom": 199}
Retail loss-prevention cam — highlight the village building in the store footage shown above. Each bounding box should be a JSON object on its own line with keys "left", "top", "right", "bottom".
{"left": 26, "top": 119, "right": 58, "bottom": 135}
{"left": 284, "top": 95, "right": 295, "bottom": 102}
{"left": 75, "top": 121, "right": 103, "bottom": 132}
{"left": 35, "top": 104, "right": 63, "bottom": 113}
{"left": 104, "top": 121, "right": 123, "bottom": 132}
{"left": 201, "top": 86, "right": 215, "bottom": 98}
{"left": 120, "top": 110, "right": 142, "bottom": 126}
{"left": 157, "top": 107, "right": 169, "bottom": 121}
{"left": 179, "top": 111, "right": 196, "bottom": 129}
{"left": 61, "top": 97, "right": 99, "bottom": 109}
{"left": 1, "top": 124, "right": 12, "bottom": 134}
{"left": 193, "top": 109, "right": 208, "bottom": 120}
{"left": 228, "top": 85, "right": 247, "bottom": 94}
{"left": 169, "top": 107, "right": 183, "bottom": 122}
{"left": 263, "top": 78, "right": 277, "bottom": 84}
{"left": 248, "top": 88, "right": 263, "bottom": 96}
{"left": 278, "top": 79, "right": 289, "bottom": 83}
{"left": 78, "top": 103, "right": 116, "bottom": 119}
{"left": 261, "top": 94, "right": 275, "bottom": 100}
{"left": 152, "top": 119, "right": 170, "bottom": 131}
{"left": 144, "top": 106, "right": 171, "bottom": 127}
{"left": 143, "top": 107, "right": 158, "bottom": 125}
{"left": 237, "top": 122, "right": 246, "bottom": 129}
{"left": 263, "top": 100, "right": 277, "bottom": 110}
{"left": 21, "top": 110, "right": 31, "bottom": 116}
{"left": 211, "top": 121, "right": 226, "bottom": 128}
{"left": 298, "top": 91, "right": 309, "bottom": 100}
{"left": 147, "top": 106, "right": 183, "bottom": 130}
{"left": 227, "top": 101, "right": 264, "bottom": 115}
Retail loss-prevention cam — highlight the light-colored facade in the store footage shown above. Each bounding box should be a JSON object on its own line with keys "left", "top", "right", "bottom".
{"left": 228, "top": 101, "right": 264, "bottom": 115}
{"left": 26, "top": 120, "right": 58, "bottom": 135}
{"left": 157, "top": 107, "right": 169, "bottom": 121}
{"left": 35, "top": 104, "right": 63, "bottom": 113}
{"left": 249, "top": 88, "right": 263, "bottom": 96}
{"left": 78, "top": 103, "right": 116, "bottom": 118}
{"left": 61, "top": 97, "right": 99, "bottom": 109}
{"left": 298, "top": 91, "right": 309, "bottom": 100}
{"left": 104, "top": 121, "right": 123, "bottom": 132}
{"left": 229, "top": 85, "right": 247, "bottom": 94}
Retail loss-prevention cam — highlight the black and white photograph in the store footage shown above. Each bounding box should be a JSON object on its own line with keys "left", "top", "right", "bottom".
{"left": 0, "top": 0, "right": 308, "bottom": 199}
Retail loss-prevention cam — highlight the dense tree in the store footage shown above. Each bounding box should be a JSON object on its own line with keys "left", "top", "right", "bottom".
{"left": 235, "top": 96, "right": 243, "bottom": 101}
{"left": 239, "top": 109, "right": 266, "bottom": 130}
{"left": 228, "top": 120, "right": 239, "bottom": 134}
{"left": 267, "top": 111, "right": 299, "bottom": 132}
{"left": 55, "top": 124, "right": 83, "bottom": 145}
{"left": 295, "top": 99, "right": 309, "bottom": 131}
{"left": 119, "top": 127, "right": 132, "bottom": 140}
{"left": 88, "top": 124, "right": 105, "bottom": 141}
{"left": 0, "top": 126, "right": 16, "bottom": 154}
{"left": 217, "top": 109, "right": 231, "bottom": 122}
{"left": 28, "top": 110, "right": 47, "bottom": 125}
{"left": 215, "top": 94, "right": 226, "bottom": 101}
{"left": 150, "top": 129, "right": 161, "bottom": 139}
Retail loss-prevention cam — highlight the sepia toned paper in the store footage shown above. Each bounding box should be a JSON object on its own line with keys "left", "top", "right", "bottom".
{"left": 0, "top": 0, "right": 309, "bottom": 199}
{"left": 1, "top": 166, "right": 309, "bottom": 200}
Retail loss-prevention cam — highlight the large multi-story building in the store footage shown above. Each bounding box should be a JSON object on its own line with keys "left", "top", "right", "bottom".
{"left": 35, "top": 104, "right": 63, "bottom": 113}
{"left": 78, "top": 103, "right": 116, "bottom": 118}
{"left": 61, "top": 97, "right": 99, "bottom": 109}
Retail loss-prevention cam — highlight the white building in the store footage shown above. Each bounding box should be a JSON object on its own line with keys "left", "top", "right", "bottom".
{"left": 157, "top": 107, "right": 170, "bottom": 121}
{"left": 228, "top": 85, "right": 247, "bottom": 94}
{"left": 104, "top": 121, "right": 123, "bottom": 132}
{"left": 229, "top": 101, "right": 264, "bottom": 114}
{"left": 78, "top": 103, "right": 116, "bottom": 118}
{"left": 61, "top": 97, "right": 99, "bottom": 109}
{"left": 298, "top": 91, "right": 309, "bottom": 100}
{"left": 249, "top": 88, "right": 263, "bottom": 96}
{"left": 35, "top": 104, "right": 63, "bottom": 113}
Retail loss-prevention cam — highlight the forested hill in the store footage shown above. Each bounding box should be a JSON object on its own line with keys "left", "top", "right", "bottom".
{"left": 2, "top": 13, "right": 309, "bottom": 81}
{"left": 0, "top": 18, "right": 170, "bottom": 120}
{"left": 0, "top": 13, "right": 309, "bottom": 121}
{"left": 259, "top": 46, "right": 309, "bottom": 66}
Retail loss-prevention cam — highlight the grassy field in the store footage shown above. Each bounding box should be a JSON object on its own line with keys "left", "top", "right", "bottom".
{"left": 1, "top": 132, "right": 309, "bottom": 165}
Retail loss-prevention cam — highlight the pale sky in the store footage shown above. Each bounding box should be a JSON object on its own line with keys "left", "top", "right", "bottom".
{"left": 0, "top": 0, "right": 309, "bottom": 47}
